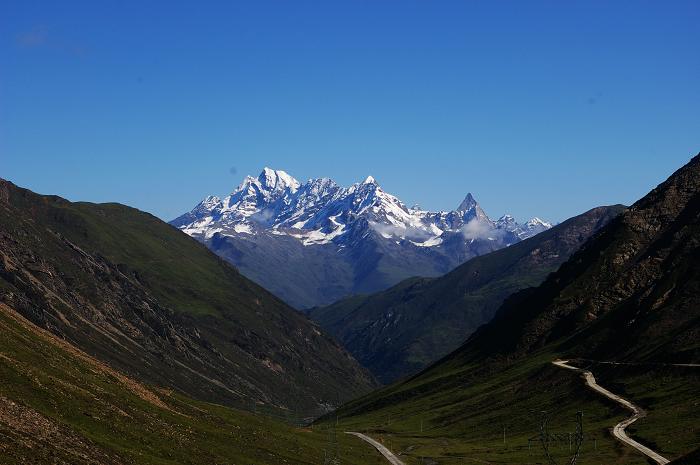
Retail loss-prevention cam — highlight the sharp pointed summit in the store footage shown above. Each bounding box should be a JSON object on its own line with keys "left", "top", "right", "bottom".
{"left": 457, "top": 193, "right": 478, "bottom": 212}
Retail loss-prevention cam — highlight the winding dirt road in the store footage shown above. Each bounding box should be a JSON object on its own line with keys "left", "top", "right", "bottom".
{"left": 552, "top": 359, "right": 670, "bottom": 465}
{"left": 346, "top": 432, "right": 406, "bottom": 465}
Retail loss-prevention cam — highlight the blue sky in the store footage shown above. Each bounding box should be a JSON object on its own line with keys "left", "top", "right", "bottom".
{"left": 1, "top": 1, "right": 698, "bottom": 222}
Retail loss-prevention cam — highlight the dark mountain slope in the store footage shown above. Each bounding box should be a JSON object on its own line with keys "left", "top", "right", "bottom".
{"left": 0, "top": 301, "right": 383, "bottom": 465}
{"left": 459, "top": 152, "right": 700, "bottom": 364}
{"left": 326, "top": 153, "right": 700, "bottom": 465}
{"left": 0, "top": 179, "right": 375, "bottom": 414}
{"left": 310, "top": 205, "right": 624, "bottom": 383}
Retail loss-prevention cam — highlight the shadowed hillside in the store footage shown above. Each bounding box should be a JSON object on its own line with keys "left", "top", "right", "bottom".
{"left": 0, "top": 301, "right": 386, "bottom": 464}
{"left": 310, "top": 205, "right": 624, "bottom": 382}
{"left": 0, "top": 179, "right": 375, "bottom": 415}
{"left": 324, "top": 153, "right": 700, "bottom": 465}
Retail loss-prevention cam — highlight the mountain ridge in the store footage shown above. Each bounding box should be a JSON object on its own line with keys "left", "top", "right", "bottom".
{"left": 171, "top": 168, "right": 552, "bottom": 308}
{"left": 0, "top": 299, "right": 380, "bottom": 465}
{"left": 458, "top": 152, "right": 700, "bottom": 364}
{"left": 325, "top": 152, "right": 700, "bottom": 465}
{"left": 309, "top": 204, "right": 624, "bottom": 383}
{"left": 0, "top": 178, "right": 376, "bottom": 415}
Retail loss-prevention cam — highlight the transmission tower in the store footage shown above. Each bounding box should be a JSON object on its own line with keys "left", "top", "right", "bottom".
{"left": 537, "top": 410, "right": 584, "bottom": 465}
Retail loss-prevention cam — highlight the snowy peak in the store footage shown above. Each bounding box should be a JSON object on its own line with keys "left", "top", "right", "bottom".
{"left": 496, "top": 214, "right": 517, "bottom": 228}
{"left": 258, "top": 167, "right": 301, "bottom": 193}
{"left": 520, "top": 217, "right": 553, "bottom": 239}
{"left": 199, "top": 195, "right": 222, "bottom": 210}
{"left": 457, "top": 193, "right": 478, "bottom": 212}
{"left": 525, "top": 217, "right": 552, "bottom": 228}
{"left": 455, "top": 193, "right": 490, "bottom": 226}
{"left": 173, "top": 168, "right": 552, "bottom": 247}
{"left": 496, "top": 214, "right": 553, "bottom": 240}
{"left": 231, "top": 168, "right": 299, "bottom": 199}
{"left": 221, "top": 168, "right": 302, "bottom": 221}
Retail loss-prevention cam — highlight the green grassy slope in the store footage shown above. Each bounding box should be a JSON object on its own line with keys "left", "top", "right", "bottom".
{"left": 310, "top": 205, "right": 624, "bottom": 383}
{"left": 0, "top": 302, "right": 387, "bottom": 465}
{"left": 325, "top": 352, "right": 700, "bottom": 464}
{"left": 0, "top": 179, "right": 375, "bottom": 415}
{"left": 319, "top": 153, "right": 700, "bottom": 464}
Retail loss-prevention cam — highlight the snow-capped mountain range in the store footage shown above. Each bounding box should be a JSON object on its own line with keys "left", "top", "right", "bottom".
{"left": 171, "top": 168, "right": 552, "bottom": 308}
{"left": 174, "top": 167, "right": 550, "bottom": 246}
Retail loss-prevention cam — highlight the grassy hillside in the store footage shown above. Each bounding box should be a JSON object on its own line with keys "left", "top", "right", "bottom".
{"left": 310, "top": 205, "right": 624, "bottom": 383}
{"left": 0, "top": 302, "right": 387, "bottom": 465}
{"left": 325, "top": 352, "right": 700, "bottom": 464}
{"left": 0, "top": 179, "right": 375, "bottom": 415}
{"left": 319, "top": 153, "right": 700, "bottom": 464}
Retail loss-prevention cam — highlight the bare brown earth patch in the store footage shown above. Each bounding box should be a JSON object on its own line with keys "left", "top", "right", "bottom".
{"left": 0, "top": 395, "right": 124, "bottom": 465}
{"left": 0, "top": 302, "right": 171, "bottom": 412}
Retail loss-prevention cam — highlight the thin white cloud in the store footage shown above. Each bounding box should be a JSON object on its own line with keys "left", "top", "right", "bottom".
{"left": 459, "top": 219, "right": 504, "bottom": 241}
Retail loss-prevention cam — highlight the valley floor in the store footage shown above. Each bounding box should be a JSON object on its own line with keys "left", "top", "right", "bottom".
{"left": 324, "top": 353, "right": 700, "bottom": 465}
{"left": 1, "top": 297, "right": 698, "bottom": 465}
